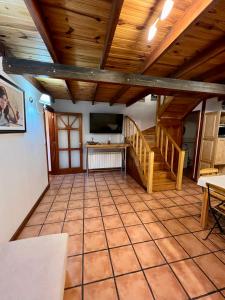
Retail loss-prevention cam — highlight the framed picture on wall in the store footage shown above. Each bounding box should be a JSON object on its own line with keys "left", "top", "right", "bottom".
{"left": 0, "top": 75, "right": 26, "bottom": 133}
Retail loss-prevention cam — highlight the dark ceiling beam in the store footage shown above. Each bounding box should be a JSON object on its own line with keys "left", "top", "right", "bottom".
{"left": 24, "top": 0, "right": 75, "bottom": 104}
{"left": 92, "top": 0, "right": 124, "bottom": 105}
{"left": 0, "top": 40, "right": 49, "bottom": 95}
{"left": 4, "top": 57, "right": 225, "bottom": 98}
{"left": 111, "top": 0, "right": 214, "bottom": 106}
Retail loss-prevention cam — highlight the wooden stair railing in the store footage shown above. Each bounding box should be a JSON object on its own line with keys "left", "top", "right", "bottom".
{"left": 156, "top": 124, "right": 185, "bottom": 190}
{"left": 125, "top": 116, "right": 154, "bottom": 193}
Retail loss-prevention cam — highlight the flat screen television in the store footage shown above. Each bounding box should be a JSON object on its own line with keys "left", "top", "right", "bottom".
{"left": 90, "top": 113, "right": 123, "bottom": 134}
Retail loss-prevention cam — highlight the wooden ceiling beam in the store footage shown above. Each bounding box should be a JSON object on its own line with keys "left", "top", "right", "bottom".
{"left": 92, "top": 0, "right": 124, "bottom": 105}
{"left": 24, "top": 0, "right": 75, "bottom": 103}
{"left": 111, "top": 0, "right": 214, "bottom": 106}
{"left": 4, "top": 57, "right": 225, "bottom": 98}
{"left": 109, "top": 0, "right": 165, "bottom": 106}
{"left": 126, "top": 25, "right": 224, "bottom": 107}
{"left": 142, "top": 0, "right": 214, "bottom": 74}
{"left": 172, "top": 38, "right": 225, "bottom": 79}
{"left": 24, "top": 75, "right": 49, "bottom": 95}
{"left": 100, "top": 0, "right": 124, "bottom": 68}
{"left": 125, "top": 89, "right": 153, "bottom": 107}
{"left": 194, "top": 62, "right": 225, "bottom": 83}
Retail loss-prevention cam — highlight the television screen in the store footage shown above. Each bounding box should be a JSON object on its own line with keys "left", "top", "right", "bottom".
{"left": 90, "top": 113, "right": 123, "bottom": 134}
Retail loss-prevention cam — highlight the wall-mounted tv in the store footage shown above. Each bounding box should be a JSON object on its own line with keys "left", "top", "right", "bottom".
{"left": 90, "top": 113, "right": 123, "bottom": 134}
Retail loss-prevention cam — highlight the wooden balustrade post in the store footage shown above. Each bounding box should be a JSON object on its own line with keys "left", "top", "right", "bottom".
{"left": 139, "top": 138, "right": 143, "bottom": 164}
{"left": 156, "top": 126, "right": 160, "bottom": 148}
{"left": 132, "top": 126, "right": 135, "bottom": 148}
{"left": 160, "top": 129, "right": 163, "bottom": 154}
{"left": 147, "top": 151, "right": 154, "bottom": 193}
{"left": 176, "top": 150, "right": 185, "bottom": 190}
{"left": 165, "top": 136, "right": 168, "bottom": 162}
{"left": 125, "top": 118, "right": 128, "bottom": 141}
{"left": 143, "top": 148, "right": 146, "bottom": 175}
{"left": 136, "top": 132, "right": 139, "bottom": 155}
{"left": 171, "top": 144, "right": 174, "bottom": 173}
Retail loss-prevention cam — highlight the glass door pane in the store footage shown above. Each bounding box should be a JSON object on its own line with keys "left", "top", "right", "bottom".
{"left": 70, "top": 130, "right": 80, "bottom": 148}
{"left": 71, "top": 150, "right": 80, "bottom": 168}
{"left": 58, "top": 130, "right": 68, "bottom": 148}
{"left": 59, "top": 151, "right": 69, "bottom": 169}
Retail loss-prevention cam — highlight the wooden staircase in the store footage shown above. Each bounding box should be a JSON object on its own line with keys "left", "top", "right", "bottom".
{"left": 158, "top": 95, "right": 202, "bottom": 121}
{"left": 142, "top": 128, "right": 177, "bottom": 191}
{"left": 125, "top": 117, "right": 185, "bottom": 193}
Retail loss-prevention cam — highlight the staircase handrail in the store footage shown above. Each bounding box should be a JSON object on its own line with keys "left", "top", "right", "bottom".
{"left": 125, "top": 116, "right": 154, "bottom": 193}
{"left": 156, "top": 124, "right": 185, "bottom": 190}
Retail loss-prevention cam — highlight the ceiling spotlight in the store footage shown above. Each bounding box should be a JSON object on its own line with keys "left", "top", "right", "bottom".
{"left": 148, "top": 19, "right": 158, "bottom": 41}
{"left": 160, "top": 0, "right": 174, "bottom": 20}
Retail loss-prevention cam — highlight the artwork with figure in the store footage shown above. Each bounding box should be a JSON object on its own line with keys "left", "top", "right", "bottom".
{"left": 0, "top": 76, "right": 26, "bottom": 133}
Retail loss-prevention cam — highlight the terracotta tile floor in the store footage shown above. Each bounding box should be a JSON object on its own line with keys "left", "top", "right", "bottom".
{"left": 18, "top": 171, "right": 225, "bottom": 300}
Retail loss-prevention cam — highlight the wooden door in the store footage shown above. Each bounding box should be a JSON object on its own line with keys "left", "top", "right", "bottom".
{"left": 53, "top": 112, "right": 83, "bottom": 174}
{"left": 199, "top": 111, "right": 220, "bottom": 170}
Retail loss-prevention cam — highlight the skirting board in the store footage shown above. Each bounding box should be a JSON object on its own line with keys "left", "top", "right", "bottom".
{"left": 10, "top": 184, "right": 50, "bottom": 241}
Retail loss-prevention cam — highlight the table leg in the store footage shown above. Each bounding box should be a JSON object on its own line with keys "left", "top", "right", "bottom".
{"left": 86, "top": 148, "right": 89, "bottom": 176}
{"left": 200, "top": 188, "right": 209, "bottom": 229}
{"left": 124, "top": 147, "right": 127, "bottom": 176}
{"left": 120, "top": 149, "right": 124, "bottom": 173}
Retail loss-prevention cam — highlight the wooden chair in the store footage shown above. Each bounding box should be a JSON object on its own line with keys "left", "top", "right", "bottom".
{"left": 204, "top": 183, "right": 225, "bottom": 240}
{"left": 199, "top": 168, "right": 219, "bottom": 193}
{"left": 199, "top": 168, "right": 219, "bottom": 176}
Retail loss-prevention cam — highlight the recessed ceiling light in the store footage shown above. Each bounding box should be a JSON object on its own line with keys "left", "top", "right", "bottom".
{"left": 160, "top": 0, "right": 174, "bottom": 20}
{"left": 148, "top": 19, "right": 158, "bottom": 41}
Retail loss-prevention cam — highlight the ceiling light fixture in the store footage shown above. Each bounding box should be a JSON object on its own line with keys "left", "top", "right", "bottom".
{"left": 160, "top": 0, "right": 174, "bottom": 20}
{"left": 39, "top": 93, "right": 52, "bottom": 106}
{"left": 148, "top": 19, "right": 158, "bottom": 41}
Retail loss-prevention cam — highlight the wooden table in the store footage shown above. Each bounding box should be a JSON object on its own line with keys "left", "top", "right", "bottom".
{"left": 86, "top": 143, "right": 129, "bottom": 176}
{"left": 197, "top": 175, "right": 225, "bottom": 229}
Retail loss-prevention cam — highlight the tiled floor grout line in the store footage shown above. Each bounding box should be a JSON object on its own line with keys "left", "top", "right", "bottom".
{"left": 19, "top": 173, "right": 225, "bottom": 299}
{"left": 131, "top": 192, "right": 225, "bottom": 297}
{"left": 105, "top": 176, "right": 157, "bottom": 300}
{"left": 78, "top": 180, "right": 85, "bottom": 300}
{"left": 118, "top": 198, "right": 192, "bottom": 299}
{"left": 95, "top": 176, "right": 121, "bottom": 300}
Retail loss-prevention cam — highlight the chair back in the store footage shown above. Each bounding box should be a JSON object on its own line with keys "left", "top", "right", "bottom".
{"left": 200, "top": 168, "right": 219, "bottom": 176}
{"left": 207, "top": 183, "right": 225, "bottom": 203}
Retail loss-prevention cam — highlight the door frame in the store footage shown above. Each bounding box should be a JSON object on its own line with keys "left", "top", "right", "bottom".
{"left": 182, "top": 101, "right": 206, "bottom": 181}
{"left": 198, "top": 109, "right": 221, "bottom": 176}
{"left": 48, "top": 111, "right": 83, "bottom": 175}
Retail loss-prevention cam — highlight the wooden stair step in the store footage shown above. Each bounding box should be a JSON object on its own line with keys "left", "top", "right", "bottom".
{"left": 153, "top": 178, "right": 176, "bottom": 191}
{"left": 153, "top": 162, "right": 167, "bottom": 171}
{"left": 153, "top": 170, "right": 172, "bottom": 179}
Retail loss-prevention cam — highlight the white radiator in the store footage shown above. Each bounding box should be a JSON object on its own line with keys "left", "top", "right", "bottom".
{"left": 88, "top": 152, "right": 122, "bottom": 169}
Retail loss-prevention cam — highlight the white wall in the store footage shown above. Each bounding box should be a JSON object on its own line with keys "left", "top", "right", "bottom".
{"left": 53, "top": 97, "right": 156, "bottom": 168}
{"left": 194, "top": 97, "right": 225, "bottom": 112}
{"left": 0, "top": 59, "right": 48, "bottom": 243}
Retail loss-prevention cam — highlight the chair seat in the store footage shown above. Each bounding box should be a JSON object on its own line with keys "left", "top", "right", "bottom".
{"left": 213, "top": 204, "right": 225, "bottom": 216}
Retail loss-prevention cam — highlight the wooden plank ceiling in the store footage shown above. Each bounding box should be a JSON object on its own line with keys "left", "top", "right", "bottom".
{"left": 0, "top": 0, "right": 225, "bottom": 105}
{"left": 0, "top": 0, "right": 71, "bottom": 99}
